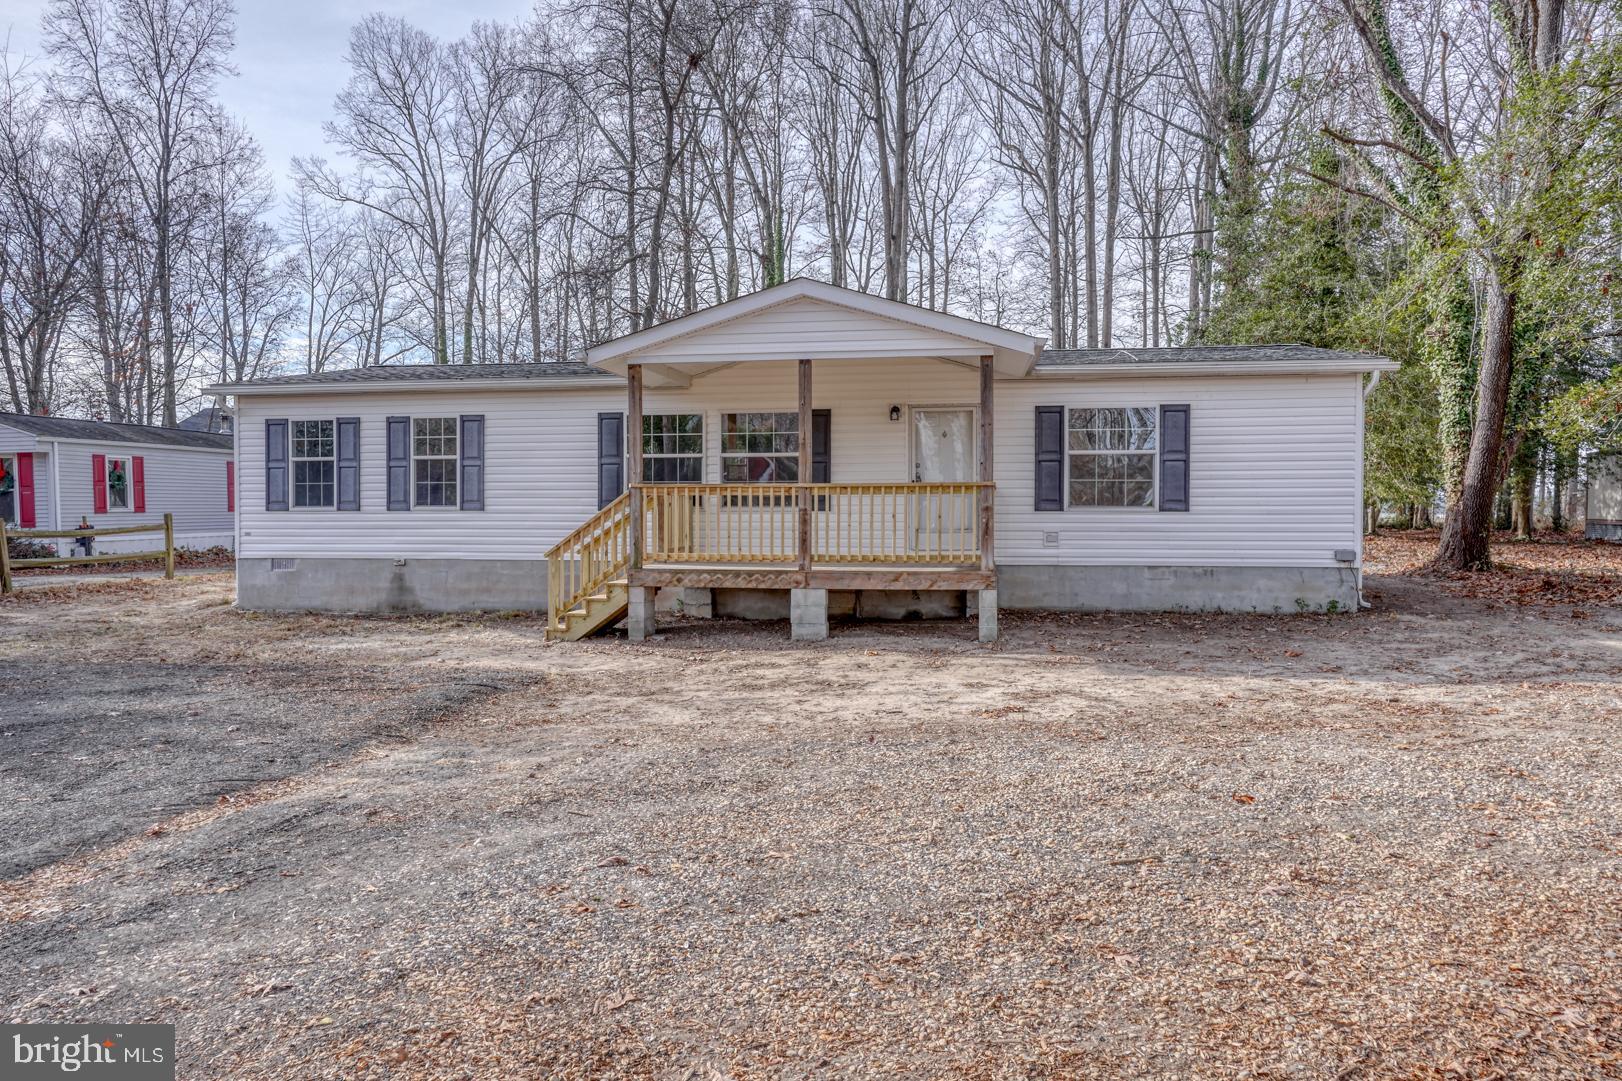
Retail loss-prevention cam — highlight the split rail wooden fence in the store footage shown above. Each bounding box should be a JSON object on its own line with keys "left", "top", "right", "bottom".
{"left": 0, "top": 513, "right": 175, "bottom": 595}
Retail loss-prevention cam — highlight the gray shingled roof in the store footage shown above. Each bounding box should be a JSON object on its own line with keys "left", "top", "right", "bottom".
{"left": 1036, "top": 345, "right": 1384, "bottom": 367}
{"left": 178, "top": 405, "right": 232, "bottom": 432}
{"left": 218, "top": 361, "right": 615, "bottom": 390}
{"left": 0, "top": 412, "right": 232, "bottom": 450}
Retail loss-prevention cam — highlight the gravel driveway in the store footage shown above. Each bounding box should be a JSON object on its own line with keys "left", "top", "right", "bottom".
{"left": 2, "top": 565, "right": 1619, "bottom": 1079}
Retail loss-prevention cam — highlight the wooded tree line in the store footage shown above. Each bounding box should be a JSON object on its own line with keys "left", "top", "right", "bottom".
{"left": 0, "top": 0, "right": 1616, "bottom": 567}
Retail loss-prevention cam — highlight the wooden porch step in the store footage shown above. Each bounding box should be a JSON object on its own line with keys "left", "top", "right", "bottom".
{"left": 552, "top": 580, "right": 629, "bottom": 641}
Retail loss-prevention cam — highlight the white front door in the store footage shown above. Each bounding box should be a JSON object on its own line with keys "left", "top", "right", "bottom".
{"left": 912, "top": 408, "right": 975, "bottom": 483}
{"left": 911, "top": 408, "right": 975, "bottom": 554}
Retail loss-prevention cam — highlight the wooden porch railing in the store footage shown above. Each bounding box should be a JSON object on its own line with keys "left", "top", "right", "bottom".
{"left": 636, "top": 482, "right": 990, "bottom": 567}
{"left": 545, "top": 492, "right": 632, "bottom": 629}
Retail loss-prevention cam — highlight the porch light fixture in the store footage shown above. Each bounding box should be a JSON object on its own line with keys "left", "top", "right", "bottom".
{"left": 889, "top": 405, "right": 902, "bottom": 422}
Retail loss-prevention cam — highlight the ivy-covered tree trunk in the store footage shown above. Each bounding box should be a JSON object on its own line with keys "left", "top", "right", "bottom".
{"left": 1436, "top": 269, "right": 1519, "bottom": 569}
{"left": 1423, "top": 271, "right": 1478, "bottom": 504}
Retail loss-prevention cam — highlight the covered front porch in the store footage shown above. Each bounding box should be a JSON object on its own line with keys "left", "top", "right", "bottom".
{"left": 544, "top": 278, "right": 1043, "bottom": 641}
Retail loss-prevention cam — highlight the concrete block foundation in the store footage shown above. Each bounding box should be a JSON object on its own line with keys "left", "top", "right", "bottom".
{"left": 626, "top": 586, "right": 656, "bottom": 640}
{"left": 238, "top": 558, "right": 1362, "bottom": 625}
{"left": 996, "top": 564, "right": 1360, "bottom": 614}
{"left": 237, "top": 557, "right": 546, "bottom": 614}
{"left": 714, "top": 587, "right": 965, "bottom": 621}
{"left": 977, "top": 588, "right": 999, "bottom": 643}
{"left": 790, "top": 588, "right": 829, "bottom": 641}
{"left": 655, "top": 586, "right": 714, "bottom": 617}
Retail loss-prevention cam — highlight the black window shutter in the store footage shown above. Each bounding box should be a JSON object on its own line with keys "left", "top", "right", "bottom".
{"left": 812, "top": 409, "right": 831, "bottom": 482}
{"left": 265, "top": 418, "right": 289, "bottom": 511}
{"left": 597, "top": 412, "right": 625, "bottom": 507}
{"left": 387, "top": 416, "right": 411, "bottom": 511}
{"left": 1034, "top": 406, "right": 1064, "bottom": 511}
{"left": 336, "top": 417, "right": 361, "bottom": 511}
{"left": 459, "top": 415, "right": 485, "bottom": 510}
{"left": 1160, "top": 404, "right": 1190, "bottom": 512}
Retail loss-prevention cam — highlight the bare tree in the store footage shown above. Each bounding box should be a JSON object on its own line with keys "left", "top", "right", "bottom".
{"left": 0, "top": 60, "right": 109, "bottom": 414}
{"left": 1154, "top": 0, "right": 1296, "bottom": 339}
{"left": 306, "top": 16, "right": 456, "bottom": 363}
{"left": 45, "top": 0, "right": 236, "bottom": 424}
{"left": 796, "top": 18, "right": 867, "bottom": 289}
{"left": 819, "top": 0, "right": 960, "bottom": 301}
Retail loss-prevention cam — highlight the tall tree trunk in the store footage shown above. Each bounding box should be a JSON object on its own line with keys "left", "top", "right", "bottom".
{"left": 1436, "top": 267, "right": 1519, "bottom": 570}
{"left": 1551, "top": 448, "right": 1570, "bottom": 532}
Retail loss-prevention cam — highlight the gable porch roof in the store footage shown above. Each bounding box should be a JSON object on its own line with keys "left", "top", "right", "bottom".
{"left": 585, "top": 278, "right": 1046, "bottom": 386}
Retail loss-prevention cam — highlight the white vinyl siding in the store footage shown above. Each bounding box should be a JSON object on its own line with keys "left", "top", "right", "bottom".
{"left": 997, "top": 374, "right": 1364, "bottom": 567}
{"left": 0, "top": 424, "right": 44, "bottom": 532}
{"left": 1589, "top": 455, "right": 1622, "bottom": 521}
{"left": 622, "top": 296, "right": 992, "bottom": 363}
{"left": 238, "top": 389, "right": 622, "bottom": 559}
{"left": 232, "top": 364, "right": 1366, "bottom": 573}
{"left": 0, "top": 423, "right": 40, "bottom": 455}
{"left": 52, "top": 441, "right": 234, "bottom": 551}
{"left": 233, "top": 359, "right": 977, "bottom": 560}
{"left": 645, "top": 357, "right": 979, "bottom": 487}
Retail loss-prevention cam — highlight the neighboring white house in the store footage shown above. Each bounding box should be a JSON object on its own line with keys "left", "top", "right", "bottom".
{"left": 209, "top": 279, "right": 1397, "bottom": 639}
{"left": 0, "top": 413, "right": 236, "bottom": 554}
{"left": 1587, "top": 453, "right": 1622, "bottom": 542}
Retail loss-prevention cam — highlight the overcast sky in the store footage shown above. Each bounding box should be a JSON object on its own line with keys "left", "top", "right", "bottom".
{"left": 0, "top": 0, "right": 534, "bottom": 188}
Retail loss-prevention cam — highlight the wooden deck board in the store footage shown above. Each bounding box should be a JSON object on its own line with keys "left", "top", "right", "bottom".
{"left": 630, "top": 565, "right": 996, "bottom": 591}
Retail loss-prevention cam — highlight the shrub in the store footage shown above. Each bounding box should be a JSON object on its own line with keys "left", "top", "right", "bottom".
{"left": 7, "top": 537, "right": 56, "bottom": 561}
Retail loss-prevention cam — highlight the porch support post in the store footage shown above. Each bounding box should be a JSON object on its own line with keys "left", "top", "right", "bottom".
{"left": 978, "top": 354, "right": 998, "bottom": 643}
{"left": 627, "top": 585, "right": 655, "bottom": 641}
{"left": 627, "top": 363, "right": 644, "bottom": 570}
{"left": 797, "top": 357, "right": 812, "bottom": 581}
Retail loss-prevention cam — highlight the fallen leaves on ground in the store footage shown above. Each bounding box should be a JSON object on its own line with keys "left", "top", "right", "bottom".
{"left": 1364, "top": 529, "right": 1622, "bottom": 606}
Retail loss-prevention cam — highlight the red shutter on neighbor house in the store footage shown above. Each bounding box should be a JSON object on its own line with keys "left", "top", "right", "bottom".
{"left": 226, "top": 461, "right": 235, "bottom": 512}
{"left": 131, "top": 455, "right": 146, "bottom": 513}
{"left": 16, "top": 452, "right": 35, "bottom": 528}
{"left": 92, "top": 453, "right": 108, "bottom": 513}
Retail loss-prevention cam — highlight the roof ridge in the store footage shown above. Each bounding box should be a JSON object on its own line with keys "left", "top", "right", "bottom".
{"left": 0, "top": 410, "right": 217, "bottom": 435}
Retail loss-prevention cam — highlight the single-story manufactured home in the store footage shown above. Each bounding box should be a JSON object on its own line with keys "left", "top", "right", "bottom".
{"left": 0, "top": 413, "right": 236, "bottom": 554}
{"left": 208, "top": 278, "right": 1396, "bottom": 641}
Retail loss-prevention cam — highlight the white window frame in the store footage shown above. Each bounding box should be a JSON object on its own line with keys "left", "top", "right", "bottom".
{"left": 720, "top": 411, "right": 800, "bottom": 485}
{"left": 105, "top": 454, "right": 133, "bottom": 513}
{"left": 1066, "top": 406, "right": 1158, "bottom": 510}
{"left": 411, "top": 416, "right": 459, "bottom": 509}
{"left": 641, "top": 413, "right": 704, "bottom": 483}
{"left": 290, "top": 419, "right": 337, "bottom": 510}
{"left": 0, "top": 453, "right": 15, "bottom": 525}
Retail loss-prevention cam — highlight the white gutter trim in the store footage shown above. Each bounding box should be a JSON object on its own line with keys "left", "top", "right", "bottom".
{"left": 1029, "top": 359, "right": 1401, "bottom": 378}
{"left": 29, "top": 435, "right": 232, "bottom": 456}
{"left": 1363, "top": 370, "right": 1384, "bottom": 398}
{"left": 207, "top": 376, "right": 621, "bottom": 397}
{"left": 49, "top": 439, "right": 63, "bottom": 534}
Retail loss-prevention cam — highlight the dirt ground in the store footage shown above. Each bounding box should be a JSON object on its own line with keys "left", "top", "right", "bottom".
{"left": 2, "top": 537, "right": 1620, "bottom": 1079}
